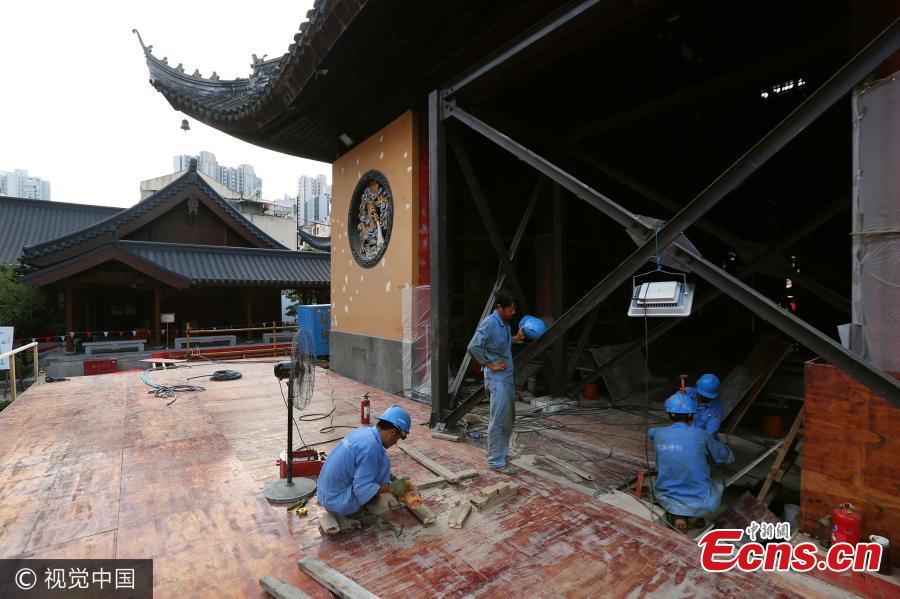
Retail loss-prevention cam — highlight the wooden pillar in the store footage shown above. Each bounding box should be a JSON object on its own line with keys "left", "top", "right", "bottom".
{"left": 552, "top": 183, "right": 565, "bottom": 390}
{"left": 65, "top": 285, "right": 74, "bottom": 352}
{"left": 153, "top": 285, "right": 161, "bottom": 347}
{"left": 245, "top": 290, "right": 253, "bottom": 340}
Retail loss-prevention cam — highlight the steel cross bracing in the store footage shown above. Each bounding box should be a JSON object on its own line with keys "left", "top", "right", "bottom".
{"left": 572, "top": 153, "right": 851, "bottom": 314}
{"left": 446, "top": 177, "right": 546, "bottom": 403}
{"left": 566, "top": 194, "right": 849, "bottom": 399}
{"left": 428, "top": 16, "right": 900, "bottom": 426}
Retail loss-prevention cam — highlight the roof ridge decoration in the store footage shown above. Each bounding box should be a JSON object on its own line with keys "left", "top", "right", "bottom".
{"left": 20, "top": 168, "right": 288, "bottom": 265}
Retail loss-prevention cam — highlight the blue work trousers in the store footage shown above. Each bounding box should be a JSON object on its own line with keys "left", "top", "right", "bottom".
{"left": 486, "top": 377, "right": 515, "bottom": 468}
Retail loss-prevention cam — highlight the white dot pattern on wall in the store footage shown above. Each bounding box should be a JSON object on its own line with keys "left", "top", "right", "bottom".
{"left": 386, "top": 281, "right": 391, "bottom": 292}
{"left": 406, "top": 166, "right": 412, "bottom": 173}
{"left": 356, "top": 158, "right": 360, "bottom": 165}
{"left": 344, "top": 305, "right": 349, "bottom": 313}
{"left": 360, "top": 275, "right": 364, "bottom": 283}
{"left": 379, "top": 136, "right": 384, "bottom": 142}
{"left": 379, "top": 152, "right": 384, "bottom": 160}
{"left": 403, "top": 151, "right": 408, "bottom": 159}
{"left": 405, "top": 203, "right": 411, "bottom": 210}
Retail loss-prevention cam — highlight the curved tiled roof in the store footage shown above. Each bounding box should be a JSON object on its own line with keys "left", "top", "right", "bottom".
{"left": 137, "top": 0, "right": 536, "bottom": 161}
{"left": 0, "top": 197, "right": 122, "bottom": 263}
{"left": 298, "top": 228, "right": 331, "bottom": 251}
{"left": 124, "top": 241, "right": 330, "bottom": 286}
{"left": 134, "top": 0, "right": 359, "bottom": 159}
{"left": 20, "top": 168, "right": 286, "bottom": 264}
{"left": 21, "top": 240, "right": 330, "bottom": 288}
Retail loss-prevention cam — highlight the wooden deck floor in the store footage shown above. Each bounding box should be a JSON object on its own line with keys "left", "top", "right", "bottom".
{"left": 0, "top": 361, "right": 844, "bottom": 597}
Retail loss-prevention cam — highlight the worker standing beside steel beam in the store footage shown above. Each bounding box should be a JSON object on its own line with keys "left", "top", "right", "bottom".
{"left": 649, "top": 392, "right": 735, "bottom": 532}
{"left": 467, "top": 289, "right": 525, "bottom": 475}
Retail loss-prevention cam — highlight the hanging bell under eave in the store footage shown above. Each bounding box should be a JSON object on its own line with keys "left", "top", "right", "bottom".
{"left": 180, "top": 119, "right": 190, "bottom": 132}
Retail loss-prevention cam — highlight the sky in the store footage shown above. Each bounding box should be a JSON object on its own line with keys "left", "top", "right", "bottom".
{"left": 0, "top": 1, "right": 327, "bottom": 208}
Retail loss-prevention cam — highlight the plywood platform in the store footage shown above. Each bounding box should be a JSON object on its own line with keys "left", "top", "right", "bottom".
{"left": 0, "top": 360, "right": 848, "bottom": 597}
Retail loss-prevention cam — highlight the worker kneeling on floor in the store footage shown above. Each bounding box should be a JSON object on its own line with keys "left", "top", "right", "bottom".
{"left": 684, "top": 373, "right": 724, "bottom": 438}
{"left": 649, "top": 392, "right": 735, "bottom": 532}
{"left": 317, "top": 404, "right": 412, "bottom": 521}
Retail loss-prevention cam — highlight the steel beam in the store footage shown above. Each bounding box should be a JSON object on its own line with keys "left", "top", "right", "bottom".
{"left": 577, "top": 152, "right": 851, "bottom": 312}
{"left": 428, "top": 91, "right": 450, "bottom": 426}
{"left": 447, "top": 126, "right": 530, "bottom": 312}
{"left": 674, "top": 247, "right": 900, "bottom": 404}
{"left": 565, "top": 305, "right": 601, "bottom": 382}
{"left": 567, "top": 197, "right": 849, "bottom": 397}
{"left": 448, "top": 177, "right": 545, "bottom": 402}
{"left": 444, "top": 0, "right": 605, "bottom": 98}
{"left": 440, "top": 19, "right": 900, "bottom": 425}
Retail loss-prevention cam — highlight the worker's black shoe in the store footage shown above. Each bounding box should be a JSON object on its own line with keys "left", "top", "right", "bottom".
{"left": 489, "top": 464, "right": 518, "bottom": 475}
{"left": 345, "top": 509, "right": 379, "bottom": 526}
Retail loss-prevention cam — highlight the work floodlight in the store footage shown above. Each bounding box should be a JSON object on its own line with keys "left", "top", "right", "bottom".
{"left": 628, "top": 274, "right": 694, "bottom": 318}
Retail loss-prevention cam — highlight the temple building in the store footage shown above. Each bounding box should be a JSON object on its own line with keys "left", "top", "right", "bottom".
{"left": 9, "top": 162, "right": 328, "bottom": 347}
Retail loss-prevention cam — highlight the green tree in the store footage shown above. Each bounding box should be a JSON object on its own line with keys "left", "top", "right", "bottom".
{"left": 0, "top": 264, "right": 54, "bottom": 336}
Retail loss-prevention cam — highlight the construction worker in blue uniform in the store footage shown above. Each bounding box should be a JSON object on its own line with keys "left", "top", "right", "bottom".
{"left": 685, "top": 373, "right": 724, "bottom": 438}
{"left": 649, "top": 391, "right": 735, "bottom": 531}
{"left": 317, "top": 405, "right": 412, "bottom": 518}
{"left": 467, "top": 289, "right": 525, "bottom": 474}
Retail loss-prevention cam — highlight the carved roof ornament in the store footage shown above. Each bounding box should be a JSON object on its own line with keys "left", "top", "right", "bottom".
{"left": 192, "top": 68, "right": 201, "bottom": 78}
{"left": 210, "top": 71, "right": 219, "bottom": 81}
{"left": 132, "top": 29, "right": 152, "bottom": 56}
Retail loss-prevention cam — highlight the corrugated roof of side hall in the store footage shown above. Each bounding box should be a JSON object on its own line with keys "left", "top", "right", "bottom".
{"left": 0, "top": 196, "right": 122, "bottom": 264}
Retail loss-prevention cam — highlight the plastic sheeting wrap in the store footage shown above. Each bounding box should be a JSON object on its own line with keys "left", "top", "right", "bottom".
{"left": 851, "top": 73, "right": 900, "bottom": 372}
{"left": 402, "top": 285, "right": 431, "bottom": 401}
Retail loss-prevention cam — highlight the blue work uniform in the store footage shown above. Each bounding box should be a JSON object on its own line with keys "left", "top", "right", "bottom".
{"left": 467, "top": 310, "right": 515, "bottom": 469}
{"left": 316, "top": 426, "right": 391, "bottom": 516}
{"left": 648, "top": 422, "right": 735, "bottom": 517}
{"left": 686, "top": 387, "right": 724, "bottom": 438}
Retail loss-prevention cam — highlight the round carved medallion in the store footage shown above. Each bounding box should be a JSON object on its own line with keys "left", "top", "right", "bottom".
{"left": 348, "top": 171, "right": 393, "bottom": 268}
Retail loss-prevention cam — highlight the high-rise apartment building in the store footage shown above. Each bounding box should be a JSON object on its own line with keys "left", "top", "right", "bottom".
{"left": 297, "top": 174, "right": 331, "bottom": 227}
{"left": 174, "top": 152, "right": 262, "bottom": 198}
{"left": 0, "top": 169, "right": 51, "bottom": 200}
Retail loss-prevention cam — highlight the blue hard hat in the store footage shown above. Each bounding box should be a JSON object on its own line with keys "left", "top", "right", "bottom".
{"left": 378, "top": 404, "right": 411, "bottom": 434}
{"left": 519, "top": 315, "right": 547, "bottom": 341}
{"left": 696, "top": 373, "right": 720, "bottom": 399}
{"left": 665, "top": 391, "right": 697, "bottom": 415}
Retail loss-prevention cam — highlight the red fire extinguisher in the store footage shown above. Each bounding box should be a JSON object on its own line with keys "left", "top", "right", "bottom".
{"left": 832, "top": 502, "right": 862, "bottom": 545}
{"left": 360, "top": 393, "right": 371, "bottom": 425}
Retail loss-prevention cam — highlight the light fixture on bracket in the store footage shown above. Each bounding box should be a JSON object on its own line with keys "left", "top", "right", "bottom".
{"left": 628, "top": 271, "right": 694, "bottom": 318}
